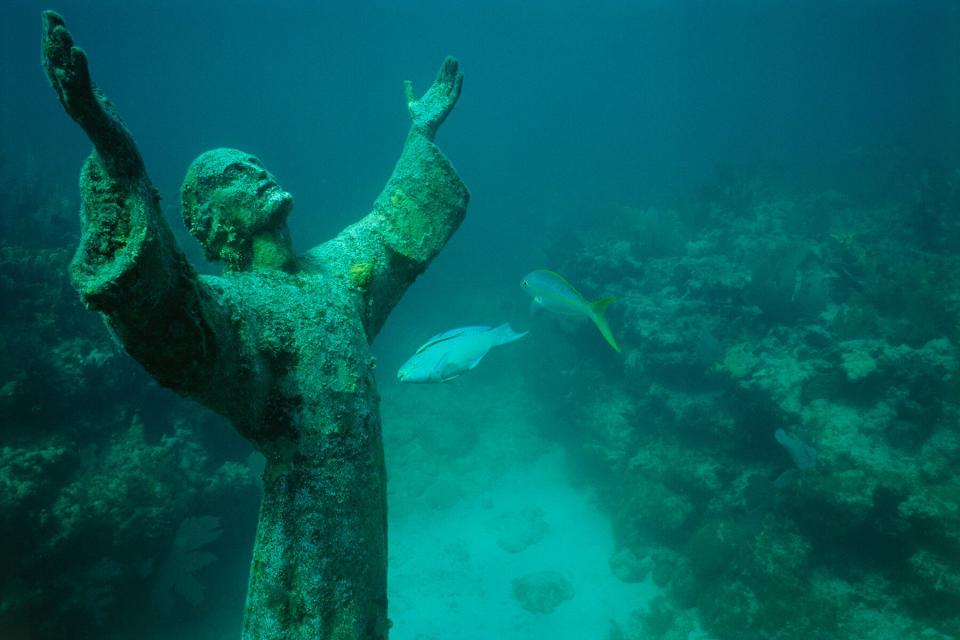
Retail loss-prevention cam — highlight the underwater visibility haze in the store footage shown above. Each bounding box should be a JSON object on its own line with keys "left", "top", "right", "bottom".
{"left": 1, "top": 1, "right": 958, "bottom": 639}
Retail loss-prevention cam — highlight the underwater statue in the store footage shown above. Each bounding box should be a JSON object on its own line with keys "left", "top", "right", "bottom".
{"left": 41, "top": 10, "right": 468, "bottom": 639}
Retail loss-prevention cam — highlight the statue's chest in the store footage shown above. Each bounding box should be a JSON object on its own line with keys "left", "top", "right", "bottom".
{"left": 217, "top": 272, "right": 371, "bottom": 396}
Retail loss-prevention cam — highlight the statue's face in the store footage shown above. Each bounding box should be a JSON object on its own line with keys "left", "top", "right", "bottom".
{"left": 181, "top": 148, "right": 295, "bottom": 269}
{"left": 212, "top": 154, "right": 294, "bottom": 233}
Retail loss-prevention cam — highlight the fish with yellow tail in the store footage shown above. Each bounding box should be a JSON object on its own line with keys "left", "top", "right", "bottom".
{"left": 520, "top": 270, "right": 620, "bottom": 352}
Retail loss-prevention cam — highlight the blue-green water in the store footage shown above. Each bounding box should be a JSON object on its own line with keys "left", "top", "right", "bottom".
{"left": 1, "top": 2, "right": 958, "bottom": 638}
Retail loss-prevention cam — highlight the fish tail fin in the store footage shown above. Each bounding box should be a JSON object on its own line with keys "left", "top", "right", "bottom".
{"left": 589, "top": 296, "right": 620, "bottom": 352}
{"left": 492, "top": 323, "right": 528, "bottom": 346}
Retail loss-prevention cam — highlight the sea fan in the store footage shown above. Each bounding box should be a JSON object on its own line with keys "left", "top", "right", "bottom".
{"left": 151, "top": 515, "right": 222, "bottom": 615}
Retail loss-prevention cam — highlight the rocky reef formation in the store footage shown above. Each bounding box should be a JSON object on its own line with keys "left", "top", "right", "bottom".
{"left": 538, "top": 169, "right": 960, "bottom": 639}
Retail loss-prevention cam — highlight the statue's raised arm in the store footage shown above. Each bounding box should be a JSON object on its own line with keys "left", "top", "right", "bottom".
{"left": 42, "top": 11, "right": 145, "bottom": 182}
{"left": 41, "top": 12, "right": 242, "bottom": 420}
{"left": 310, "top": 57, "right": 470, "bottom": 340}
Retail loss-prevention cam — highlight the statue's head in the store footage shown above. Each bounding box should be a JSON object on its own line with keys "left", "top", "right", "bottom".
{"left": 180, "top": 148, "right": 294, "bottom": 270}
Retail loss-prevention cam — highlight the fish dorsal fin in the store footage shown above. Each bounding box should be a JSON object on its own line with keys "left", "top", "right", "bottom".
{"left": 539, "top": 270, "right": 589, "bottom": 305}
{"left": 415, "top": 326, "right": 491, "bottom": 354}
{"left": 591, "top": 296, "right": 615, "bottom": 315}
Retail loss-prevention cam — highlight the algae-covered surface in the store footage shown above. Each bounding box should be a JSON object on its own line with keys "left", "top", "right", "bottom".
{"left": 2, "top": 2, "right": 958, "bottom": 639}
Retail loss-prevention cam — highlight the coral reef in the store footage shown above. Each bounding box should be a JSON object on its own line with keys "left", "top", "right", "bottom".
{"left": 541, "top": 174, "right": 960, "bottom": 639}
{"left": 0, "top": 161, "right": 260, "bottom": 638}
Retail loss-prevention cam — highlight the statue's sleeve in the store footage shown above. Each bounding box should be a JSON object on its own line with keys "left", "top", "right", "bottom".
{"left": 42, "top": 10, "right": 243, "bottom": 415}
{"left": 310, "top": 130, "right": 469, "bottom": 340}
{"left": 72, "top": 153, "right": 240, "bottom": 413}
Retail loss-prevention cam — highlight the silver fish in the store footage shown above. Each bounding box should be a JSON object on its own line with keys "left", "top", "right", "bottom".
{"left": 397, "top": 324, "right": 528, "bottom": 383}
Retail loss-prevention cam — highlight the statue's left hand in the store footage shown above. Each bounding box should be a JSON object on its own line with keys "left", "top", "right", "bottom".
{"left": 404, "top": 57, "right": 463, "bottom": 140}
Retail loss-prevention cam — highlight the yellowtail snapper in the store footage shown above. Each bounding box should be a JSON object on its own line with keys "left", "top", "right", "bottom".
{"left": 521, "top": 270, "right": 620, "bottom": 352}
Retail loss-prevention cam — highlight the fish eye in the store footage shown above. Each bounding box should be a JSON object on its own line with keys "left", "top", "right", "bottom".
{"left": 522, "top": 280, "right": 528, "bottom": 287}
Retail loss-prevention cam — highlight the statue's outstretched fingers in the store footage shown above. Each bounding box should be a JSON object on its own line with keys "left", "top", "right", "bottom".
{"left": 437, "top": 56, "right": 457, "bottom": 84}
{"left": 448, "top": 63, "right": 463, "bottom": 104}
{"left": 41, "top": 11, "right": 94, "bottom": 117}
{"left": 41, "top": 10, "right": 66, "bottom": 40}
{"left": 437, "top": 57, "right": 462, "bottom": 100}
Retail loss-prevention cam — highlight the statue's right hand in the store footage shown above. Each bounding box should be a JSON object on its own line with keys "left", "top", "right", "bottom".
{"left": 41, "top": 11, "right": 97, "bottom": 122}
{"left": 42, "top": 11, "right": 147, "bottom": 180}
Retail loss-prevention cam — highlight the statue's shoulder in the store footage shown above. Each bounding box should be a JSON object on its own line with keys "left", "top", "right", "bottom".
{"left": 197, "top": 272, "right": 230, "bottom": 290}
{"left": 197, "top": 272, "right": 246, "bottom": 306}
{"left": 298, "top": 247, "right": 329, "bottom": 275}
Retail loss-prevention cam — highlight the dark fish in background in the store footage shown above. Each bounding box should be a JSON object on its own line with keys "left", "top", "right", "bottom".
{"left": 774, "top": 428, "right": 818, "bottom": 488}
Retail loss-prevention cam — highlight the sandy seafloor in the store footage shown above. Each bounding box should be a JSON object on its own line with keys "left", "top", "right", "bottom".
{"left": 379, "top": 340, "right": 659, "bottom": 640}
{"left": 388, "top": 447, "right": 653, "bottom": 639}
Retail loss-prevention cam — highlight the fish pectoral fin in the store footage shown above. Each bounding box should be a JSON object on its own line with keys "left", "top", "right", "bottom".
{"left": 439, "top": 357, "right": 469, "bottom": 382}
{"left": 437, "top": 352, "right": 473, "bottom": 381}
{"left": 465, "top": 354, "right": 487, "bottom": 371}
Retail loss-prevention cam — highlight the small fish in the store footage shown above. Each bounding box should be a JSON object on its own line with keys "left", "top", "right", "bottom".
{"left": 397, "top": 324, "right": 528, "bottom": 383}
{"left": 774, "top": 428, "right": 818, "bottom": 470}
{"left": 520, "top": 270, "right": 620, "bottom": 352}
{"left": 773, "top": 428, "right": 818, "bottom": 489}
